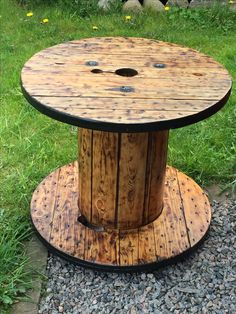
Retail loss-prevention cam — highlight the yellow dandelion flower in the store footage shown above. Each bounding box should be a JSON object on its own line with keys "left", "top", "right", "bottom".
{"left": 229, "top": 0, "right": 234, "bottom": 3}
{"left": 164, "top": 6, "right": 170, "bottom": 11}
{"left": 42, "top": 18, "right": 49, "bottom": 24}
{"left": 92, "top": 25, "right": 98, "bottom": 30}
{"left": 125, "top": 15, "right": 132, "bottom": 21}
{"left": 26, "top": 12, "right": 33, "bottom": 17}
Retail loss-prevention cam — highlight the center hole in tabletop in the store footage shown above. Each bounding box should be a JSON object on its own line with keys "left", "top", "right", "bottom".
{"left": 115, "top": 68, "right": 138, "bottom": 77}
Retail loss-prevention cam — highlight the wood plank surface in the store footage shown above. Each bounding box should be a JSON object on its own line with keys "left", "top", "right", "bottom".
{"left": 153, "top": 166, "right": 190, "bottom": 259}
{"left": 119, "top": 229, "right": 139, "bottom": 266}
{"left": 21, "top": 37, "right": 232, "bottom": 131}
{"left": 117, "top": 133, "right": 148, "bottom": 229}
{"left": 91, "top": 131, "right": 118, "bottom": 228}
{"left": 143, "top": 131, "right": 169, "bottom": 224}
{"left": 22, "top": 63, "right": 230, "bottom": 78}
{"left": 138, "top": 223, "right": 156, "bottom": 264}
{"left": 79, "top": 129, "right": 167, "bottom": 230}
{"left": 31, "top": 162, "right": 211, "bottom": 269}
{"left": 35, "top": 96, "right": 220, "bottom": 111}
{"left": 50, "top": 162, "right": 79, "bottom": 254}
{"left": 177, "top": 170, "right": 211, "bottom": 247}
{"left": 78, "top": 129, "right": 92, "bottom": 221}
{"left": 30, "top": 169, "right": 60, "bottom": 241}
{"left": 85, "top": 229, "right": 119, "bottom": 265}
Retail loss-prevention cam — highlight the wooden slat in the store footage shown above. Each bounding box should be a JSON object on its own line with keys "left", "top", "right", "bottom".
{"left": 34, "top": 37, "right": 225, "bottom": 60}
{"left": 143, "top": 131, "right": 169, "bottom": 224}
{"left": 22, "top": 82, "right": 229, "bottom": 100}
{"left": 78, "top": 129, "right": 92, "bottom": 221}
{"left": 31, "top": 169, "right": 60, "bottom": 241}
{"left": 85, "top": 229, "right": 119, "bottom": 265}
{"left": 34, "top": 96, "right": 219, "bottom": 124}
{"left": 91, "top": 131, "right": 118, "bottom": 228}
{"left": 50, "top": 162, "right": 79, "bottom": 254}
{"left": 138, "top": 223, "right": 157, "bottom": 264}
{"left": 177, "top": 170, "right": 211, "bottom": 247}
{"left": 73, "top": 161, "right": 86, "bottom": 260}
{"left": 22, "top": 63, "right": 230, "bottom": 78}
{"left": 119, "top": 230, "right": 139, "bottom": 266}
{"left": 54, "top": 109, "right": 198, "bottom": 124}
{"left": 117, "top": 133, "right": 148, "bottom": 229}
{"left": 153, "top": 166, "right": 190, "bottom": 259}
{"left": 23, "top": 55, "right": 229, "bottom": 72}
{"left": 35, "top": 96, "right": 219, "bottom": 111}
{"left": 22, "top": 74, "right": 230, "bottom": 90}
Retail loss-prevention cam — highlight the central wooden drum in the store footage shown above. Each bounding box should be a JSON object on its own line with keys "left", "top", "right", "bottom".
{"left": 78, "top": 130, "right": 168, "bottom": 230}
{"left": 21, "top": 37, "right": 232, "bottom": 271}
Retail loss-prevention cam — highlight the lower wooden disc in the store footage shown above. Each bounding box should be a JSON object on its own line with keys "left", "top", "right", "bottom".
{"left": 31, "top": 162, "right": 211, "bottom": 272}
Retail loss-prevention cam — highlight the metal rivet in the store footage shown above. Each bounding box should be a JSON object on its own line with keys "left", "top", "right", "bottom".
{"left": 86, "top": 61, "right": 98, "bottom": 66}
{"left": 153, "top": 63, "right": 166, "bottom": 68}
{"left": 120, "top": 86, "right": 134, "bottom": 93}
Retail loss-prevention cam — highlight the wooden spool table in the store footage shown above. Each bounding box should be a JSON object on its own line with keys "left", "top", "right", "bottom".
{"left": 21, "top": 37, "right": 231, "bottom": 271}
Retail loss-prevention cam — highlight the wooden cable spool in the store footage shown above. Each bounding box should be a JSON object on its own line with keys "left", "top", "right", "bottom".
{"left": 21, "top": 37, "right": 232, "bottom": 271}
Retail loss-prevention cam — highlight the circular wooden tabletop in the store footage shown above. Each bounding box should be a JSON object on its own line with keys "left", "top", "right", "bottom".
{"left": 21, "top": 37, "right": 231, "bottom": 132}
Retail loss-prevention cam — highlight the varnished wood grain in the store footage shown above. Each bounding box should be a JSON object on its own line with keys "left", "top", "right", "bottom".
{"left": 78, "top": 129, "right": 168, "bottom": 230}
{"left": 143, "top": 131, "right": 169, "bottom": 225}
{"left": 176, "top": 170, "right": 211, "bottom": 247}
{"left": 50, "top": 162, "right": 79, "bottom": 255}
{"left": 153, "top": 166, "right": 190, "bottom": 259}
{"left": 21, "top": 37, "right": 231, "bottom": 132}
{"left": 91, "top": 131, "right": 118, "bottom": 228}
{"left": 78, "top": 129, "right": 92, "bottom": 221}
{"left": 117, "top": 133, "right": 148, "bottom": 229}
{"left": 31, "top": 169, "right": 60, "bottom": 241}
{"left": 31, "top": 162, "right": 211, "bottom": 270}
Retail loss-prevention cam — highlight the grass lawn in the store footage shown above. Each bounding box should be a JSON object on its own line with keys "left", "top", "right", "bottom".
{"left": 0, "top": 0, "right": 235, "bottom": 311}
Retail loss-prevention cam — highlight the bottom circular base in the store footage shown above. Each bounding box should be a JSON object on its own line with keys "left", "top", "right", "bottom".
{"left": 31, "top": 162, "right": 211, "bottom": 272}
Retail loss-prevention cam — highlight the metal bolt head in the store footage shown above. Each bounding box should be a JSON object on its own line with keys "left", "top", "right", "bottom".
{"left": 86, "top": 61, "right": 98, "bottom": 66}
{"left": 153, "top": 63, "right": 166, "bottom": 68}
{"left": 120, "top": 86, "right": 134, "bottom": 93}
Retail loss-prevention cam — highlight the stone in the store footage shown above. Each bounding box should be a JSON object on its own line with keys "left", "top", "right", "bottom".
{"left": 189, "top": 0, "right": 212, "bottom": 8}
{"left": 144, "top": 0, "right": 164, "bottom": 11}
{"left": 98, "top": 0, "right": 114, "bottom": 10}
{"left": 130, "top": 306, "right": 137, "bottom": 314}
{"left": 167, "top": 0, "right": 189, "bottom": 7}
{"left": 123, "top": 0, "right": 143, "bottom": 12}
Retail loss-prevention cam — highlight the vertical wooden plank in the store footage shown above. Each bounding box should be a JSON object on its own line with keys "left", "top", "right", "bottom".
{"left": 78, "top": 128, "right": 92, "bottom": 221}
{"left": 143, "top": 130, "right": 169, "bottom": 225}
{"left": 73, "top": 161, "right": 86, "bottom": 259}
{"left": 177, "top": 171, "right": 211, "bottom": 247}
{"left": 117, "top": 133, "right": 148, "bottom": 229}
{"left": 119, "top": 230, "right": 139, "bottom": 266}
{"left": 31, "top": 169, "right": 60, "bottom": 241}
{"left": 91, "top": 131, "right": 118, "bottom": 228}
{"left": 50, "top": 162, "right": 79, "bottom": 255}
{"left": 153, "top": 166, "right": 190, "bottom": 259}
{"left": 85, "top": 229, "right": 119, "bottom": 265}
{"left": 138, "top": 224, "right": 157, "bottom": 264}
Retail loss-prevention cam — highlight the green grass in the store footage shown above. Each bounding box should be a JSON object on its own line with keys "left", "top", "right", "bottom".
{"left": 0, "top": 0, "right": 236, "bottom": 311}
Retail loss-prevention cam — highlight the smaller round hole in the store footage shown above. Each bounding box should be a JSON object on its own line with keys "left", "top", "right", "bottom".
{"left": 115, "top": 68, "right": 138, "bottom": 77}
{"left": 91, "top": 69, "right": 103, "bottom": 74}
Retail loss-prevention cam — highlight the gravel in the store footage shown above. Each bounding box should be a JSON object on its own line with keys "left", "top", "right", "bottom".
{"left": 38, "top": 199, "right": 236, "bottom": 314}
